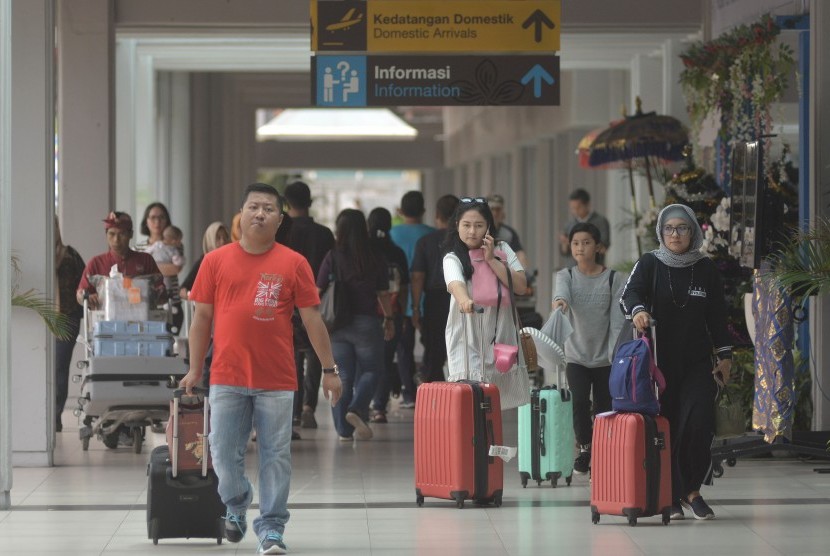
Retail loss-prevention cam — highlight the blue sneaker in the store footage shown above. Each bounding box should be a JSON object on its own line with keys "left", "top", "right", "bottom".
{"left": 224, "top": 511, "right": 247, "bottom": 543}
{"left": 258, "top": 531, "right": 287, "bottom": 554}
{"left": 681, "top": 496, "right": 715, "bottom": 520}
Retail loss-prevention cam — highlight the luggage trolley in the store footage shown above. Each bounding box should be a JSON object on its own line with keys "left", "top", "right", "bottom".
{"left": 73, "top": 294, "right": 187, "bottom": 453}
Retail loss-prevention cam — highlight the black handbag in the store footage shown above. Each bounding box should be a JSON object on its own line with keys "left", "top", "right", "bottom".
{"left": 320, "top": 251, "right": 352, "bottom": 332}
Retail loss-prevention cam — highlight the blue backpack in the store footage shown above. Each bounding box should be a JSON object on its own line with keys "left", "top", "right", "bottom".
{"left": 609, "top": 334, "right": 666, "bottom": 415}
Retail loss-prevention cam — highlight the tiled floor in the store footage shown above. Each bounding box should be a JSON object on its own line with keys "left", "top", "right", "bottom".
{"left": 3, "top": 402, "right": 830, "bottom": 555}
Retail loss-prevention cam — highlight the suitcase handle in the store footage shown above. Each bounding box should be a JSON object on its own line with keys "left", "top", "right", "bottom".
{"left": 461, "top": 306, "right": 485, "bottom": 382}
{"left": 171, "top": 389, "right": 211, "bottom": 479}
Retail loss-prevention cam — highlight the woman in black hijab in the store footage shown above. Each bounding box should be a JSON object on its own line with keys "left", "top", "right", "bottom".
{"left": 620, "top": 204, "right": 732, "bottom": 521}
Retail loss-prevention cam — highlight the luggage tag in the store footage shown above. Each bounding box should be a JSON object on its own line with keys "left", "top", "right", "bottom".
{"left": 488, "top": 445, "right": 518, "bottom": 462}
{"left": 123, "top": 277, "right": 142, "bottom": 305}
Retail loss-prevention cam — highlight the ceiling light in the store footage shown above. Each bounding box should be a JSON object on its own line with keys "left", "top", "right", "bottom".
{"left": 256, "top": 108, "right": 418, "bottom": 141}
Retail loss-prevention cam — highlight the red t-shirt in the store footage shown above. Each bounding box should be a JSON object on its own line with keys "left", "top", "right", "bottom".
{"left": 189, "top": 242, "right": 320, "bottom": 390}
{"left": 77, "top": 249, "right": 161, "bottom": 293}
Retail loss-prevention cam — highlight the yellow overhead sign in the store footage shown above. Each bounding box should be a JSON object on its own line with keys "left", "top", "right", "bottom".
{"left": 312, "top": 1, "right": 561, "bottom": 53}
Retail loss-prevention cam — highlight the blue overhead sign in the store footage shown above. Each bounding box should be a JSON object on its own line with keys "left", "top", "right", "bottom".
{"left": 312, "top": 54, "right": 560, "bottom": 107}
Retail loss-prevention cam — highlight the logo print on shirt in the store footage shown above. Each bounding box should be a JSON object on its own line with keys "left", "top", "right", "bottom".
{"left": 253, "top": 273, "right": 283, "bottom": 321}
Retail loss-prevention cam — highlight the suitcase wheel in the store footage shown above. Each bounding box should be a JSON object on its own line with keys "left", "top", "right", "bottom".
{"left": 216, "top": 517, "right": 225, "bottom": 544}
{"left": 521, "top": 477, "right": 527, "bottom": 488}
{"left": 416, "top": 495, "right": 424, "bottom": 507}
{"left": 628, "top": 516, "right": 637, "bottom": 527}
{"left": 591, "top": 511, "right": 599, "bottom": 525}
{"left": 132, "top": 427, "right": 143, "bottom": 454}
{"left": 565, "top": 475, "right": 572, "bottom": 486}
{"left": 712, "top": 460, "right": 724, "bottom": 478}
{"left": 536, "top": 479, "right": 543, "bottom": 487}
{"left": 493, "top": 493, "right": 502, "bottom": 508}
{"left": 150, "top": 518, "right": 159, "bottom": 545}
{"left": 81, "top": 436, "right": 90, "bottom": 451}
{"left": 727, "top": 458, "right": 737, "bottom": 467}
{"left": 549, "top": 477, "right": 557, "bottom": 488}
{"left": 662, "top": 510, "right": 671, "bottom": 525}
{"left": 455, "top": 498, "right": 464, "bottom": 509}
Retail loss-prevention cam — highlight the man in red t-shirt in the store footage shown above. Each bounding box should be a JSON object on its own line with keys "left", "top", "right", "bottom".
{"left": 180, "top": 183, "right": 341, "bottom": 554}
{"left": 76, "top": 211, "right": 164, "bottom": 309}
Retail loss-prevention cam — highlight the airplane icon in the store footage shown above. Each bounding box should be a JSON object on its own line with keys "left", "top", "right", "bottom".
{"left": 326, "top": 8, "right": 363, "bottom": 32}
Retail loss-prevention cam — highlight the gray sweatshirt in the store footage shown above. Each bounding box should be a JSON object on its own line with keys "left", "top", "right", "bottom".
{"left": 553, "top": 267, "right": 627, "bottom": 368}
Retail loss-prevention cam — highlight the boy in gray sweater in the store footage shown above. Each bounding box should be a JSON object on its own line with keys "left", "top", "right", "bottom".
{"left": 552, "top": 222, "right": 626, "bottom": 474}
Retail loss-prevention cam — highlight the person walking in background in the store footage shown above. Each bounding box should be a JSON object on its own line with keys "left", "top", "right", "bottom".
{"left": 144, "top": 224, "right": 186, "bottom": 334}
{"left": 137, "top": 202, "right": 185, "bottom": 333}
{"left": 442, "top": 197, "right": 526, "bottom": 381}
{"left": 487, "top": 193, "right": 530, "bottom": 271}
{"left": 559, "top": 189, "right": 611, "bottom": 267}
{"left": 621, "top": 203, "right": 732, "bottom": 521}
{"left": 284, "top": 181, "right": 335, "bottom": 430}
{"left": 179, "top": 221, "right": 231, "bottom": 300}
{"left": 230, "top": 212, "right": 243, "bottom": 242}
{"left": 367, "top": 207, "right": 410, "bottom": 423}
{"left": 318, "top": 209, "right": 394, "bottom": 441}
{"left": 54, "top": 216, "right": 85, "bottom": 433}
{"left": 389, "top": 190, "right": 434, "bottom": 407}
{"left": 410, "top": 194, "right": 459, "bottom": 383}
{"left": 76, "top": 211, "right": 166, "bottom": 447}
{"left": 180, "top": 183, "right": 342, "bottom": 554}
{"left": 552, "top": 222, "right": 626, "bottom": 475}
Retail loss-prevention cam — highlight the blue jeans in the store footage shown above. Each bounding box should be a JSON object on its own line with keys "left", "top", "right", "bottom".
{"left": 209, "top": 385, "right": 293, "bottom": 539}
{"left": 330, "top": 314, "right": 384, "bottom": 437}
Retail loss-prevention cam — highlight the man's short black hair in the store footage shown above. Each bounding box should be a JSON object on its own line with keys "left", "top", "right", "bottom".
{"left": 569, "top": 188, "right": 591, "bottom": 204}
{"left": 400, "top": 190, "right": 425, "bottom": 217}
{"left": 284, "top": 181, "right": 312, "bottom": 210}
{"left": 436, "top": 194, "right": 459, "bottom": 222}
{"left": 241, "top": 182, "right": 284, "bottom": 209}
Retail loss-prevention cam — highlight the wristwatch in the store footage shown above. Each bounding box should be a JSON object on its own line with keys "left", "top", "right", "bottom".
{"left": 322, "top": 364, "right": 339, "bottom": 376}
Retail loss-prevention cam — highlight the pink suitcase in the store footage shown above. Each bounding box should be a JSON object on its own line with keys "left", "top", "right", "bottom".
{"left": 590, "top": 412, "right": 672, "bottom": 526}
{"left": 414, "top": 309, "right": 504, "bottom": 508}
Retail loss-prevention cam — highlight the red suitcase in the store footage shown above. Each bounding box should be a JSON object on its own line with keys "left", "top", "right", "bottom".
{"left": 590, "top": 412, "right": 672, "bottom": 526}
{"left": 414, "top": 309, "right": 504, "bottom": 508}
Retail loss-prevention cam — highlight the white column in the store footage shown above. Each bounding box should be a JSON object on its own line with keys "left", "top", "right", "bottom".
{"left": 10, "top": 0, "right": 55, "bottom": 467}
{"left": 0, "top": 0, "right": 14, "bottom": 509}
{"left": 56, "top": 0, "right": 114, "bottom": 262}
{"left": 810, "top": 0, "right": 830, "bottom": 430}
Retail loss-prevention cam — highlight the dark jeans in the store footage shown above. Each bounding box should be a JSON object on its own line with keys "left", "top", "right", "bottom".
{"left": 294, "top": 347, "right": 322, "bottom": 415}
{"left": 566, "top": 362, "right": 612, "bottom": 446}
{"left": 421, "top": 289, "right": 450, "bottom": 382}
{"left": 372, "top": 314, "right": 402, "bottom": 411}
{"left": 394, "top": 316, "right": 417, "bottom": 403}
{"left": 54, "top": 315, "right": 82, "bottom": 420}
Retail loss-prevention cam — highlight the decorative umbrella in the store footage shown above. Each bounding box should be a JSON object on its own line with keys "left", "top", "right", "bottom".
{"left": 576, "top": 121, "right": 622, "bottom": 169}
{"left": 588, "top": 97, "right": 688, "bottom": 209}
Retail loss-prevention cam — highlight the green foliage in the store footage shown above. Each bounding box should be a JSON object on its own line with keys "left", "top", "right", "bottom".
{"left": 764, "top": 218, "right": 830, "bottom": 300}
{"left": 679, "top": 14, "right": 795, "bottom": 185}
{"left": 10, "top": 255, "right": 73, "bottom": 340}
{"left": 718, "top": 347, "right": 755, "bottom": 431}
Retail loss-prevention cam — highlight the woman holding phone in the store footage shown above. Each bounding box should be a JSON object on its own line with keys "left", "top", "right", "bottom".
{"left": 620, "top": 204, "right": 732, "bottom": 521}
{"left": 441, "top": 197, "right": 526, "bottom": 385}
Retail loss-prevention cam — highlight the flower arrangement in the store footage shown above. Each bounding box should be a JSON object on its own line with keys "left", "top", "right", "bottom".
{"left": 679, "top": 14, "right": 795, "bottom": 185}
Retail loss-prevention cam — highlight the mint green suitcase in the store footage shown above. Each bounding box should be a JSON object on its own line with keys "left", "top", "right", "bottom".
{"left": 518, "top": 386, "right": 574, "bottom": 487}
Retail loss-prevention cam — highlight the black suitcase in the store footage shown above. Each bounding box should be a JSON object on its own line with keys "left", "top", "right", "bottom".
{"left": 146, "top": 388, "right": 225, "bottom": 545}
{"left": 147, "top": 445, "right": 225, "bottom": 544}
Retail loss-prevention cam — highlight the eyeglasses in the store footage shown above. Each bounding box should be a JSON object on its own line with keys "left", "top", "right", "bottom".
{"left": 459, "top": 197, "right": 487, "bottom": 205}
{"left": 662, "top": 224, "right": 692, "bottom": 237}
